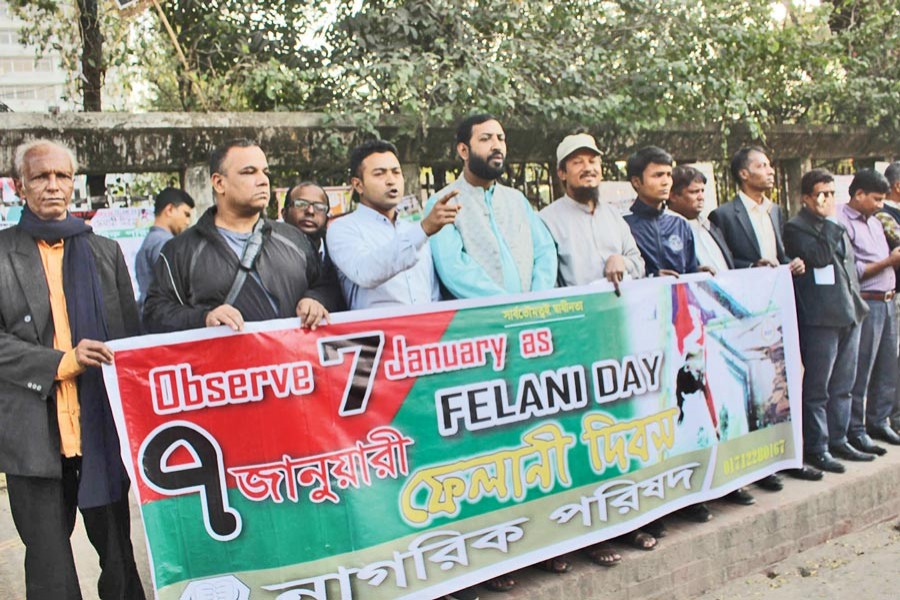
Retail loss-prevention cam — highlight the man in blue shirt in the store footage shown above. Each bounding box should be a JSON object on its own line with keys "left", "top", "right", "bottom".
{"left": 326, "top": 139, "right": 460, "bottom": 310}
{"left": 623, "top": 146, "right": 698, "bottom": 277}
{"left": 426, "top": 114, "right": 558, "bottom": 298}
{"left": 134, "top": 187, "right": 194, "bottom": 310}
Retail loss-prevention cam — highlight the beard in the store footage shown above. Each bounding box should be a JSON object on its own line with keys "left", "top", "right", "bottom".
{"left": 569, "top": 183, "right": 600, "bottom": 204}
{"left": 468, "top": 150, "right": 505, "bottom": 181}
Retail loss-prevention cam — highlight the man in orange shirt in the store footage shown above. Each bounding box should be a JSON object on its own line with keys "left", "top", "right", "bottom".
{"left": 0, "top": 140, "right": 145, "bottom": 598}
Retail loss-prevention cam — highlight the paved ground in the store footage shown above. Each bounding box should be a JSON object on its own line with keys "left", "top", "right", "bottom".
{"left": 698, "top": 518, "right": 900, "bottom": 600}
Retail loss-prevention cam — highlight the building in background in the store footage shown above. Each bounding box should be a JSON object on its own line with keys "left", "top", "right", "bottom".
{"left": 0, "top": 1, "right": 73, "bottom": 113}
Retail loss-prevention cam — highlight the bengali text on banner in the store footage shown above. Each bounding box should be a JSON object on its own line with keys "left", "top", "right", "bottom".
{"left": 102, "top": 266, "right": 802, "bottom": 600}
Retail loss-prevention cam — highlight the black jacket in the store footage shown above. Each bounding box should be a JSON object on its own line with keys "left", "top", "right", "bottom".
{"left": 0, "top": 227, "right": 139, "bottom": 479}
{"left": 709, "top": 195, "right": 789, "bottom": 268}
{"left": 143, "top": 207, "right": 343, "bottom": 333}
{"left": 783, "top": 207, "right": 868, "bottom": 328}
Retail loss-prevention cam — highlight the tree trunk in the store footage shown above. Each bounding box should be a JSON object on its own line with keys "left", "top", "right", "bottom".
{"left": 78, "top": 0, "right": 105, "bottom": 201}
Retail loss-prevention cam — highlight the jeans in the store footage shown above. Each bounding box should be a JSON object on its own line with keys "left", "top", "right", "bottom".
{"left": 799, "top": 323, "right": 861, "bottom": 453}
{"left": 850, "top": 299, "right": 898, "bottom": 438}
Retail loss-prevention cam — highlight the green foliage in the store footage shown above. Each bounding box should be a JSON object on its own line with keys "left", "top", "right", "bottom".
{"left": 11, "top": 0, "right": 900, "bottom": 155}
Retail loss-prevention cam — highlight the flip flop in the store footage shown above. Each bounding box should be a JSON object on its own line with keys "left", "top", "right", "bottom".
{"left": 585, "top": 543, "right": 622, "bottom": 567}
{"left": 625, "top": 530, "right": 657, "bottom": 550}
{"left": 536, "top": 556, "right": 572, "bottom": 574}
{"left": 483, "top": 574, "right": 516, "bottom": 592}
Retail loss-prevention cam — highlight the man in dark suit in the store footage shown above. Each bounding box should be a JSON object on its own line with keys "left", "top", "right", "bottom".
{"left": 784, "top": 169, "right": 873, "bottom": 473}
{"left": 0, "top": 140, "right": 145, "bottom": 598}
{"left": 710, "top": 146, "right": 820, "bottom": 486}
{"left": 667, "top": 165, "right": 734, "bottom": 273}
{"left": 710, "top": 146, "right": 805, "bottom": 274}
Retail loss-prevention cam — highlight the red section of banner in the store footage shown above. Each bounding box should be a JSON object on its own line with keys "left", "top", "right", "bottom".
{"left": 113, "top": 310, "right": 456, "bottom": 503}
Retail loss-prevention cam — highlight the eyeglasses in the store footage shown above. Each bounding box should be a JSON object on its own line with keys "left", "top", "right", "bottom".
{"left": 290, "top": 200, "right": 329, "bottom": 214}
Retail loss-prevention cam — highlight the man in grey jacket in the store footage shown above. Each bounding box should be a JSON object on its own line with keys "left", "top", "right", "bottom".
{"left": 0, "top": 140, "right": 145, "bottom": 598}
{"left": 784, "top": 169, "right": 872, "bottom": 473}
{"left": 143, "top": 139, "right": 342, "bottom": 333}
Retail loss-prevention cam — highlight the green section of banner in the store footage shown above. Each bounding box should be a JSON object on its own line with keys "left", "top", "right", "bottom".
{"left": 156, "top": 449, "right": 714, "bottom": 600}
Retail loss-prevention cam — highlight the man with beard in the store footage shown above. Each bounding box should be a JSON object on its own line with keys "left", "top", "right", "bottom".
{"left": 623, "top": 146, "right": 698, "bottom": 277}
{"left": 282, "top": 181, "right": 345, "bottom": 311}
{"left": 143, "top": 139, "right": 341, "bottom": 333}
{"left": 326, "top": 139, "right": 459, "bottom": 309}
{"left": 539, "top": 133, "right": 644, "bottom": 292}
{"left": 426, "top": 114, "right": 558, "bottom": 299}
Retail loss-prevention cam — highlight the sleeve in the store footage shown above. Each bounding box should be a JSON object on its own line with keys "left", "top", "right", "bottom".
{"left": 426, "top": 193, "right": 507, "bottom": 299}
{"left": 327, "top": 217, "right": 429, "bottom": 289}
{"left": 113, "top": 242, "right": 141, "bottom": 337}
{"left": 683, "top": 224, "right": 699, "bottom": 273}
{"left": 298, "top": 235, "right": 344, "bottom": 312}
{"left": 525, "top": 198, "right": 559, "bottom": 291}
{"left": 142, "top": 240, "right": 209, "bottom": 333}
{"left": 617, "top": 213, "right": 646, "bottom": 278}
{"left": 56, "top": 349, "right": 84, "bottom": 380}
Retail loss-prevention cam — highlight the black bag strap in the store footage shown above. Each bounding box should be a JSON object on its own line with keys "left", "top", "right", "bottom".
{"left": 224, "top": 217, "right": 265, "bottom": 306}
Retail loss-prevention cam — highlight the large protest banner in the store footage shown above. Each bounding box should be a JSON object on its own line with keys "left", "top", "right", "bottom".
{"left": 103, "top": 266, "right": 801, "bottom": 599}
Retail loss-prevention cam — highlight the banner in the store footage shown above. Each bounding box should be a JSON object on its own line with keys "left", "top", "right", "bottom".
{"left": 103, "top": 266, "right": 802, "bottom": 600}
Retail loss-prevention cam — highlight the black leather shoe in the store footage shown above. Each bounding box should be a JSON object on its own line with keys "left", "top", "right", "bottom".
{"left": 723, "top": 488, "right": 755, "bottom": 505}
{"left": 756, "top": 473, "right": 784, "bottom": 491}
{"left": 867, "top": 425, "right": 900, "bottom": 445}
{"left": 679, "top": 503, "right": 713, "bottom": 523}
{"left": 804, "top": 452, "right": 845, "bottom": 473}
{"left": 785, "top": 465, "right": 824, "bottom": 480}
{"left": 829, "top": 442, "right": 876, "bottom": 462}
{"left": 849, "top": 436, "right": 887, "bottom": 456}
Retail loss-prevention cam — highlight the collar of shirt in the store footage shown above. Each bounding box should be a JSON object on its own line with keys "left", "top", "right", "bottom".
{"left": 354, "top": 203, "right": 399, "bottom": 226}
{"left": 562, "top": 194, "right": 596, "bottom": 215}
{"left": 738, "top": 190, "right": 772, "bottom": 214}
{"left": 841, "top": 203, "right": 868, "bottom": 222}
{"left": 630, "top": 198, "right": 665, "bottom": 218}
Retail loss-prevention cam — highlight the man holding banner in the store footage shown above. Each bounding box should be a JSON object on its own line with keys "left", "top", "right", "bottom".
{"left": 143, "top": 139, "right": 342, "bottom": 333}
{"left": 0, "top": 140, "right": 145, "bottom": 599}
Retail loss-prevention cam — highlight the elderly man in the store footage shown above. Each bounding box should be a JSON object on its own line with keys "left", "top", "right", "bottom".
{"left": 839, "top": 169, "right": 900, "bottom": 453}
{"left": 0, "top": 140, "right": 145, "bottom": 598}
{"left": 143, "top": 139, "right": 342, "bottom": 333}
{"left": 784, "top": 169, "right": 872, "bottom": 473}
{"left": 426, "top": 114, "right": 558, "bottom": 299}
{"left": 539, "top": 133, "right": 644, "bottom": 291}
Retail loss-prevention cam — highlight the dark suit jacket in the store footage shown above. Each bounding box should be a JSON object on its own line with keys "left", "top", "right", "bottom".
{"left": 0, "top": 226, "right": 139, "bottom": 479}
{"left": 709, "top": 194, "right": 789, "bottom": 268}
{"left": 783, "top": 207, "right": 868, "bottom": 328}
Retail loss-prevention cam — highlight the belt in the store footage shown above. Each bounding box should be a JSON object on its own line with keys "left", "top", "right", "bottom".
{"left": 860, "top": 291, "right": 896, "bottom": 301}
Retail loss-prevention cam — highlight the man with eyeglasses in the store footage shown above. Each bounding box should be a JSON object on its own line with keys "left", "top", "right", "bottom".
{"left": 282, "top": 182, "right": 331, "bottom": 264}
{"left": 282, "top": 182, "right": 345, "bottom": 310}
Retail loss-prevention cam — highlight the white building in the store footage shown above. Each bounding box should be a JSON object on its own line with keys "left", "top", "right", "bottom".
{"left": 0, "top": 1, "right": 73, "bottom": 113}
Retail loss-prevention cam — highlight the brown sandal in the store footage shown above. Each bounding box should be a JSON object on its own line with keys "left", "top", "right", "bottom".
{"left": 483, "top": 574, "right": 516, "bottom": 592}
{"left": 536, "top": 556, "right": 572, "bottom": 574}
